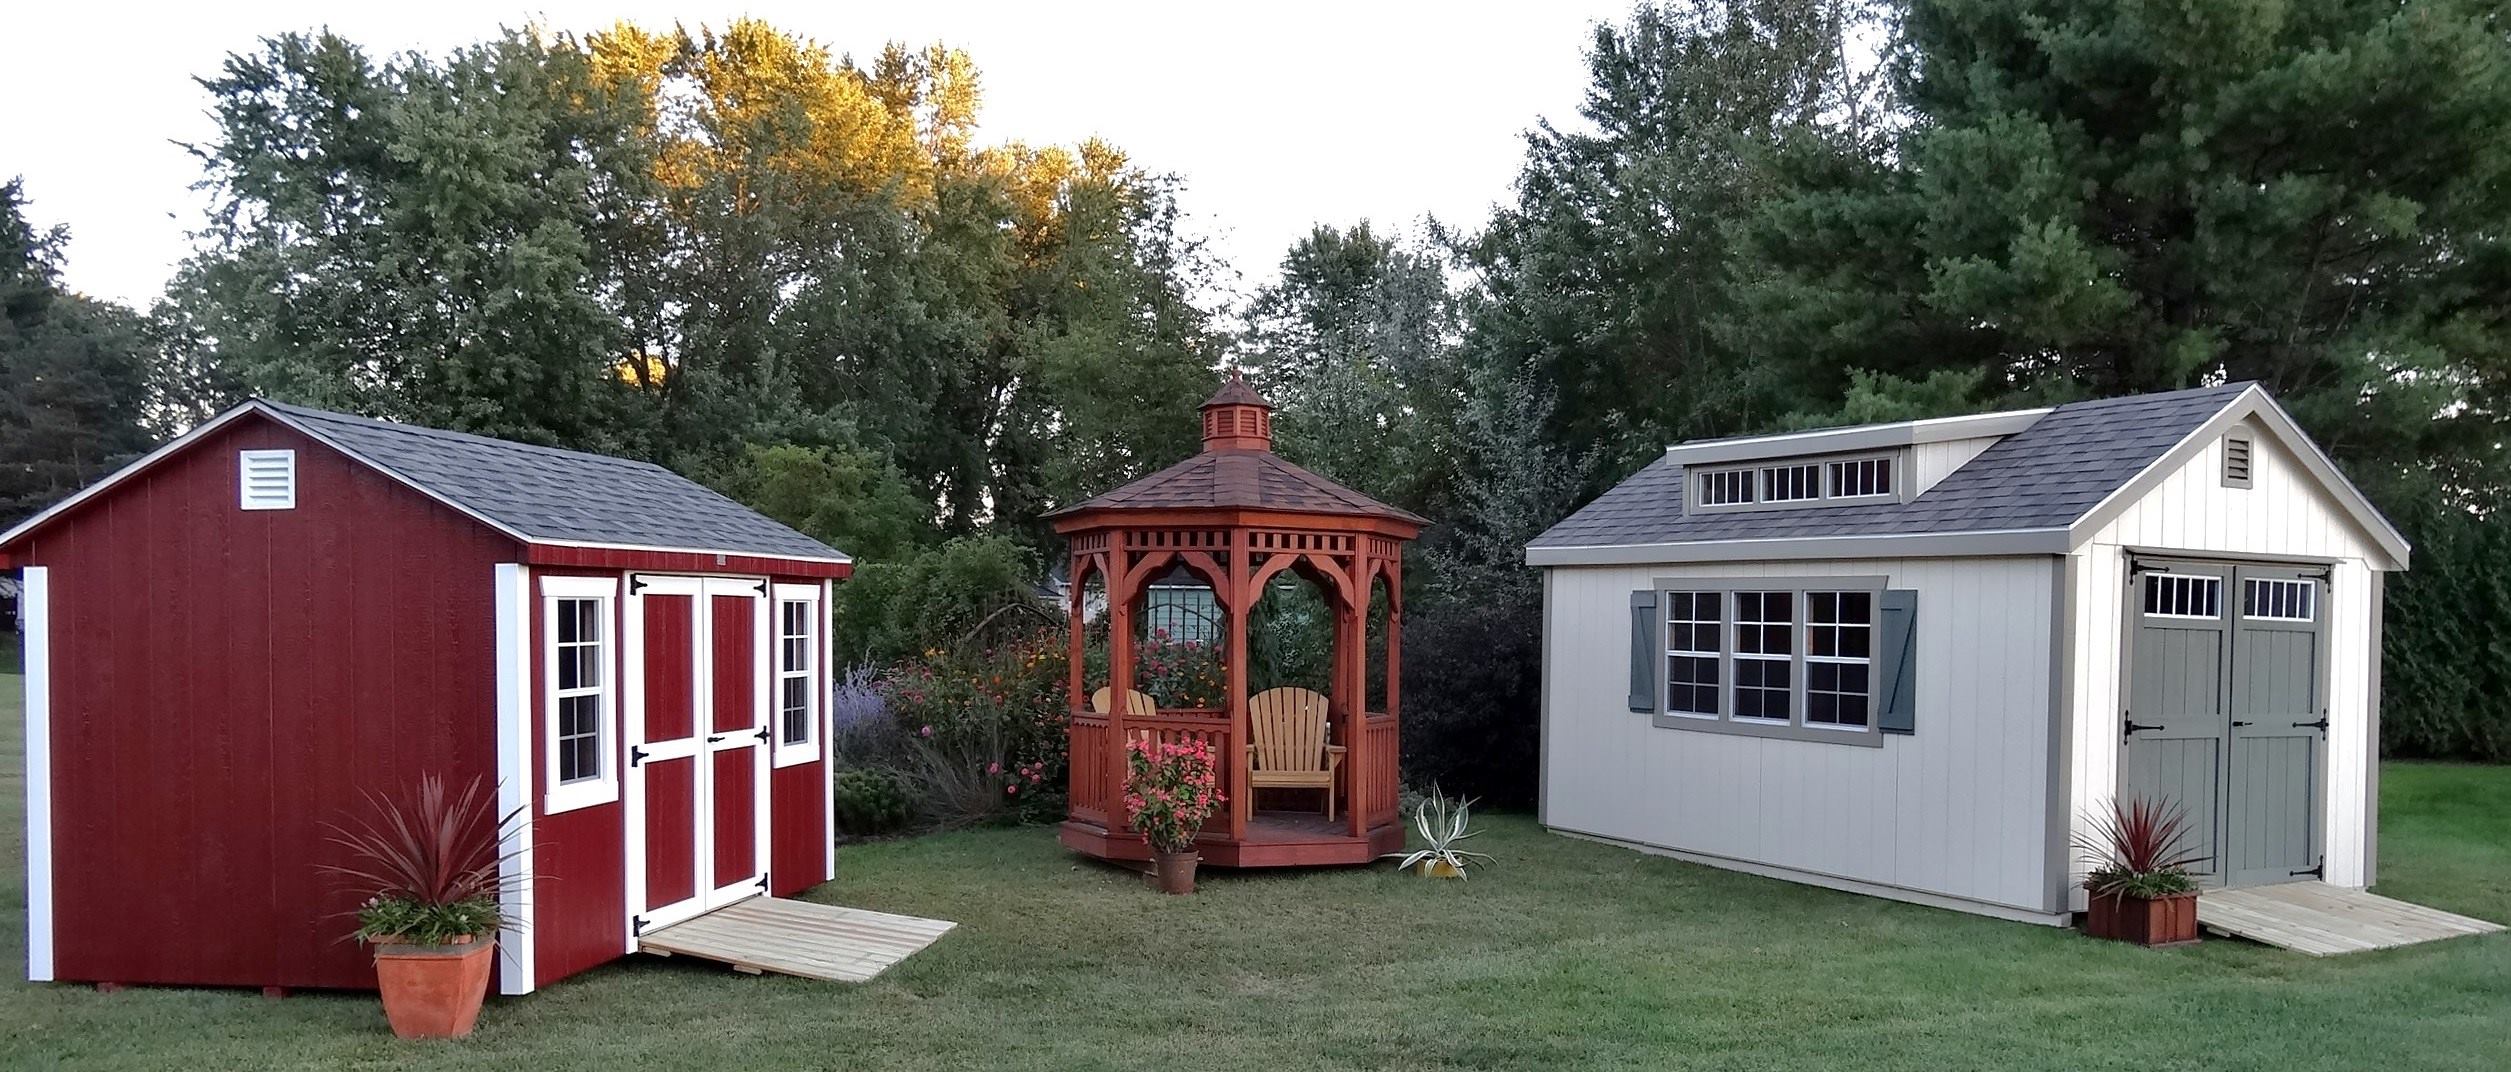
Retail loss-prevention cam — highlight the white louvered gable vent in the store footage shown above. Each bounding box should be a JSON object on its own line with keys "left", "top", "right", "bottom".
{"left": 239, "top": 449, "right": 297, "bottom": 510}
{"left": 2222, "top": 432, "right": 2254, "bottom": 489}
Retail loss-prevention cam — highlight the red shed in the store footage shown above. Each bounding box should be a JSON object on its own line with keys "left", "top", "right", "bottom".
{"left": 4, "top": 399, "right": 850, "bottom": 994}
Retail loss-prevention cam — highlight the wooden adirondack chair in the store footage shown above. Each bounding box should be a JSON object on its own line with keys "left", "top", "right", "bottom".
{"left": 1246, "top": 687, "right": 1344, "bottom": 820}
{"left": 1090, "top": 687, "right": 1158, "bottom": 718}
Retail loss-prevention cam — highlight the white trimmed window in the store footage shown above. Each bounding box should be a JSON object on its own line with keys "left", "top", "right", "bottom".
{"left": 2242, "top": 577, "right": 2315, "bottom": 622}
{"left": 1761, "top": 463, "right": 1820, "bottom": 503}
{"left": 2143, "top": 574, "right": 2223, "bottom": 619}
{"left": 1695, "top": 454, "right": 1898, "bottom": 510}
{"left": 1698, "top": 468, "right": 1755, "bottom": 506}
{"left": 771, "top": 583, "right": 822, "bottom": 767}
{"left": 1663, "top": 591, "right": 1723, "bottom": 718}
{"left": 1804, "top": 591, "right": 1873, "bottom": 729}
{"left": 543, "top": 576, "right": 619, "bottom": 812}
{"left": 1827, "top": 456, "right": 1893, "bottom": 499}
{"left": 1732, "top": 591, "right": 1794, "bottom": 722}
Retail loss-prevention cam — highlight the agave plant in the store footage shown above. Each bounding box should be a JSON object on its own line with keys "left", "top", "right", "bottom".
{"left": 323, "top": 774, "right": 525, "bottom": 946}
{"left": 1381, "top": 788, "right": 1495, "bottom": 878}
{"left": 2074, "top": 795, "right": 2204, "bottom": 899}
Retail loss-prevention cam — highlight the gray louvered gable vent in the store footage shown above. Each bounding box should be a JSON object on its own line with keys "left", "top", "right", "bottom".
{"left": 239, "top": 449, "right": 296, "bottom": 510}
{"left": 2222, "top": 432, "right": 2254, "bottom": 489}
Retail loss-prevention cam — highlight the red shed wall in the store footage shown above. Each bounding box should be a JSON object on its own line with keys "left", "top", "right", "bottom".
{"left": 14, "top": 414, "right": 514, "bottom": 989}
{"left": 770, "top": 743, "right": 829, "bottom": 896}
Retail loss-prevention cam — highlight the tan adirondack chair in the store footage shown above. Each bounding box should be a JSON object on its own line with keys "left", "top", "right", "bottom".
{"left": 1246, "top": 687, "right": 1344, "bottom": 820}
{"left": 1090, "top": 687, "right": 1158, "bottom": 719}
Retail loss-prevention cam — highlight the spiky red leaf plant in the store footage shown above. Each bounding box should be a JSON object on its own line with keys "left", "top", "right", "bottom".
{"left": 2075, "top": 795, "right": 2204, "bottom": 898}
{"left": 323, "top": 774, "right": 525, "bottom": 946}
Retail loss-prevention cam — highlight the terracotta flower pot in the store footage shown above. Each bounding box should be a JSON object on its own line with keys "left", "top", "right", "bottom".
{"left": 2084, "top": 890, "right": 2200, "bottom": 947}
{"left": 1416, "top": 858, "right": 1465, "bottom": 879}
{"left": 372, "top": 935, "right": 497, "bottom": 1039}
{"left": 1150, "top": 849, "right": 1199, "bottom": 895}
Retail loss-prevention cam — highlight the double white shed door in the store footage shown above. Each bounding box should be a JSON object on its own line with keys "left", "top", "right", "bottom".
{"left": 2122, "top": 557, "right": 2328, "bottom": 888}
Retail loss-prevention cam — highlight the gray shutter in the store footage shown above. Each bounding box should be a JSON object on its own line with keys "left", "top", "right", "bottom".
{"left": 1628, "top": 590, "right": 1659, "bottom": 712}
{"left": 1876, "top": 589, "right": 1918, "bottom": 734}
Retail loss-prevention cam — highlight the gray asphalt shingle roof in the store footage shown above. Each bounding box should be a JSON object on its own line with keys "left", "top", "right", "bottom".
{"left": 261, "top": 400, "right": 848, "bottom": 562}
{"left": 1530, "top": 383, "right": 2252, "bottom": 550}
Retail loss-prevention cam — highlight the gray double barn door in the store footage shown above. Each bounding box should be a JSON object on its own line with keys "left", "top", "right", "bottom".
{"left": 2122, "top": 558, "right": 2327, "bottom": 887}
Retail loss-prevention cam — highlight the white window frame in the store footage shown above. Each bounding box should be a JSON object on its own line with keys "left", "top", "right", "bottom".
{"left": 238, "top": 449, "right": 296, "bottom": 510}
{"left": 2241, "top": 577, "right": 2316, "bottom": 623}
{"left": 1730, "top": 590, "right": 1796, "bottom": 725}
{"left": 1760, "top": 462, "right": 1822, "bottom": 503}
{"left": 1802, "top": 590, "right": 1876, "bottom": 733}
{"left": 1662, "top": 591, "right": 1723, "bottom": 719}
{"left": 1697, "top": 467, "right": 1756, "bottom": 507}
{"left": 2142, "top": 573, "right": 2224, "bottom": 620}
{"left": 771, "top": 582, "right": 822, "bottom": 768}
{"left": 543, "top": 576, "right": 620, "bottom": 813}
{"left": 1824, "top": 454, "right": 1896, "bottom": 500}
{"left": 1648, "top": 576, "right": 1886, "bottom": 748}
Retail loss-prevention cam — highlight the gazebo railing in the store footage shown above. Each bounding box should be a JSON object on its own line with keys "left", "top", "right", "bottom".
{"left": 1358, "top": 713, "right": 1401, "bottom": 829}
{"left": 1067, "top": 707, "right": 1236, "bottom": 831}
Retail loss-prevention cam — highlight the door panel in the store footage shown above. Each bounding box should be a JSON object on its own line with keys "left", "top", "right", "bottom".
{"left": 633, "top": 587, "right": 706, "bottom": 922}
{"left": 2120, "top": 558, "right": 2327, "bottom": 890}
{"left": 712, "top": 749, "right": 757, "bottom": 889}
{"left": 2225, "top": 567, "right": 2325, "bottom": 886}
{"left": 702, "top": 582, "right": 768, "bottom": 907}
{"left": 2122, "top": 561, "right": 2231, "bottom": 881}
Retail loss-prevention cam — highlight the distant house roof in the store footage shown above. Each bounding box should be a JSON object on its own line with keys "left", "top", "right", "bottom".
{"left": 1051, "top": 449, "right": 1427, "bottom": 525}
{"left": 1528, "top": 382, "right": 2409, "bottom": 567}
{"left": 2, "top": 399, "right": 849, "bottom": 565}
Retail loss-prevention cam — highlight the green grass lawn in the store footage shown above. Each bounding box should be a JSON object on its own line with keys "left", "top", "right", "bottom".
{"left": 1, "top": 669, "right": 2506, "bottom": 1070}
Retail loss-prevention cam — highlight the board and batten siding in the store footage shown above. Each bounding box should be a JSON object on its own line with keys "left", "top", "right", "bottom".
{"left": 1910, "top": 436, "right": 2001, "bottom": 496}
{"left": 1544, "top": 556, "right": 2063, "bottom": 920}
{"left": 2067, "top": 427, "right": 2387, "bottom": 897}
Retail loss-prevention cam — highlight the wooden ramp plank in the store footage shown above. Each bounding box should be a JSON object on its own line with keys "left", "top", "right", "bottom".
{"left": 640, "top": 897, "right": 956, "bottom": 982}
{"left": 2199, "top": 884, "right": 2502, "bottom": 956}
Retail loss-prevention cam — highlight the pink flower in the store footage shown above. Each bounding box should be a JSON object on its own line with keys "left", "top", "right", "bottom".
{"left": 986, "top": 761, "right": 1002, "bottom": 775}
{"left": 919, "top": 725, "right": 934, "bottom": 738}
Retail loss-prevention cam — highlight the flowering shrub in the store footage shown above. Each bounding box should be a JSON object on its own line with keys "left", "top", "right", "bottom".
{"left": 1123, "top": 737, "right": 1225, "bottom": 854}
{"left": 1134, "top": 629, "right": 1228, "bottom": 709}
{"left": 877, "top": 629, "right": 1070, "bottom": 825}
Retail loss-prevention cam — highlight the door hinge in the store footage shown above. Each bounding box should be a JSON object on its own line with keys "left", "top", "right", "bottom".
{"left": 632, "top": 914, "right": 649, "bottom": 936}
{"left": 630, "top": 575, "right": 654, "bottom": 595}
{"left": 2124, "top": 720, "right": 2165, "bottom": 737}
{"left": 630, "top": 745, "right": 650, "bottom": 767}
{"left": 2290, "top": 861, "right": 2324, "bottom": 879}
{"left": 2293, "top": 718, "right": 2330, "bottom": 732}
{"left": 755, "top": 875, "right": 770, "bottom": 894}
{"left": 755, "top": 726, "right": 771, "bottom": 744}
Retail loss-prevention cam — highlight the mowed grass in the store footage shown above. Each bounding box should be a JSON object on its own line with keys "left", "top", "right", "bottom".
{"left": 0, "top": 665, "right": 2506, "bottom": 1071}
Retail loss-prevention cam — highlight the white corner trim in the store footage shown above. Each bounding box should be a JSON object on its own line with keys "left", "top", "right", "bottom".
{"left": 821, "top": 578, "right": 837, "bottom": 883}
{"left": 542, "top": 575, "right": 622, "bottom": 815}
{"left": 493, "top": 564, "right": 537, "bottom": 996}
{"left": 23, "top": 566, "right": 54, "bottom": 982}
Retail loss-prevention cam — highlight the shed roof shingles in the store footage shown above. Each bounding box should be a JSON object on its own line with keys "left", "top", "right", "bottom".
{"left": 263, "top": 400, "right": 848, "bottom": 561}
{"left": 1531, "top": 383, "right": 2250, "bottom": 549}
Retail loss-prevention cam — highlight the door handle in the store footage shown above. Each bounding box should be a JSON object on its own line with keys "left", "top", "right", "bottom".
{"left": 706, "top": 733, "right": 726, "bottom": 744}
{"left": 2231, "top": 721, "right": 2253, "bottom": 728}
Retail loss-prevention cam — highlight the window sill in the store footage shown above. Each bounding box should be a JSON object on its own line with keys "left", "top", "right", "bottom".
{"left": 1649, "top": 712, "right": 1884, "bottom": 748}
{"left": 770, "top": 743, "right": 819, "bottom": 769}
{"left": 545, "top": 777, "right": 619, "bottom": 814}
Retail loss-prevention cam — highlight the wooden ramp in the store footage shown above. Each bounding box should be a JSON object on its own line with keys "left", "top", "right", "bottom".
{"left": 2198, "top": 883, "right": 2502, "bottom": 956}
{"left": 640, "top": 897, "right": 955, "bottom": 981}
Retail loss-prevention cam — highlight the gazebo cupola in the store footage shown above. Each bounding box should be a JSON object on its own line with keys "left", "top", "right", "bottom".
{"left": 1046, "top": 371, "right": 1427, "bottom": 868}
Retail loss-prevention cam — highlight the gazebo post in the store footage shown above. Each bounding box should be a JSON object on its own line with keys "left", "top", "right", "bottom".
{"left": 1224, "top": 538, "right": 1250, "bottom": 842}
{"left": 1335, "top": 570, "right": 1368, "bottom": 838}
{"left": 1106, "top": 563, "right": 1136, "bottom": 836}
{"left": 1384, "top": 558, "right": 1402, "bottom": 723}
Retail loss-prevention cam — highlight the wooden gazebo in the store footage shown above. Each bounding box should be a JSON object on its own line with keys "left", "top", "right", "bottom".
{"left": 1049, "top": 373, "right": 1426, "bottom": 867}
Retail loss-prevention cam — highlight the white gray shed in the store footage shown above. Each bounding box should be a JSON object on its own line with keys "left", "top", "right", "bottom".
{"left": 1526, "top": 383, "right": 2409, "bottom": 925}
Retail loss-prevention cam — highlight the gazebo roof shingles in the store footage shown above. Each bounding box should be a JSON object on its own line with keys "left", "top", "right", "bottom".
{"left": 1052, "top": 449, "right": 1427, "bottom": 524}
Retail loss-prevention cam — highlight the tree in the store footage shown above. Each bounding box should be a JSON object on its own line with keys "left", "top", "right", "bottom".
{"left": 0, "top": 179, "right": 156, "bottom": 524}
{"left": 1241, "top": 222, "right": 1460, "bottom": 512}
{"left": 1738, "top": 0, "right": 2511, "bottom": 496}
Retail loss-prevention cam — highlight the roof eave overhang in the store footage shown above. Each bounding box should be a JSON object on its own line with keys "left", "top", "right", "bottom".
{"left": 0, "top": 399, "right": 268, "bottom": 551}
{"left": 1526, "top": 528, "right": 2073, "bottom": 567}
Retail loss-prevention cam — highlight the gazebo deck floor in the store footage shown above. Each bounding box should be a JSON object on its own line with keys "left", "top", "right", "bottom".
{"left": 1061, "top": 810, "right": 1405, "bottom": 869}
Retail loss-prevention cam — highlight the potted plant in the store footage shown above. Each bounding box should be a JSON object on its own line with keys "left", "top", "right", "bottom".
{"left": 325, "top": 774, "right": 521, "bottom": 1039}
{"left": 1123, "top": 737, "right": 1225, "bottom": 894}
{"left": 2075, "top": 795, "right": 2203, "bottom": 947}
{"left": 1382, "top": 788, "right": 1493, "bottom": 879}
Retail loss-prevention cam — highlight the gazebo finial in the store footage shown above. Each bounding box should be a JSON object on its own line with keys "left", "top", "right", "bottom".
{"left": 1200, "top": 369, "right": 1274, "bottom": 451}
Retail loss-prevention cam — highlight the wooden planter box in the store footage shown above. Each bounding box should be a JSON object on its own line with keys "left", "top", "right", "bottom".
{"left": 2084, "top": 890, "right": 2200, "bottom": 947}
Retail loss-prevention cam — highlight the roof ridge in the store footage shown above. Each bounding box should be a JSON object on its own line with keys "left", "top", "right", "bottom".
{"left": 257, "top": 399, "right": 672, "bottom": 475}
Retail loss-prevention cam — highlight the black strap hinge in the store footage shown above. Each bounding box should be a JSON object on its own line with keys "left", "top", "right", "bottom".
{"left": 630, "top": 745, "right": 650, "bottom": 767}
{"left": 2124, "top": 720, "right": 2164, "bottom": 737}
{"left": 755, "top": 726, "right": 771, "bottom": 744}
{"left": 632, "top": 914, "right": 649, "bottom": 936}
{"left": 2290, "top": 861, "right": 2324, "bottom": 879}
{"left": 2293, "top": 718, "right": 2330, "bottom": 731}
{"left": 755, "top": 875, "right": 770, "bottom": 894}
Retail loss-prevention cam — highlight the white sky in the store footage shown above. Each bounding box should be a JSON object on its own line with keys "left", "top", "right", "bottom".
{"left": 3, "top": 1, "right": 1630, "bottom": 309}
